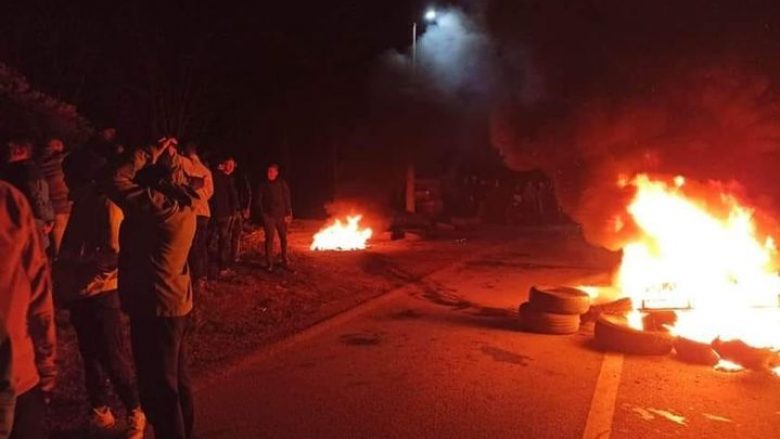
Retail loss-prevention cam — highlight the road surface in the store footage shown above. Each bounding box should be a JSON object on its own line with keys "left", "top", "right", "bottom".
{"left": 196, "top": 229, "right": 780, "bottom": 438}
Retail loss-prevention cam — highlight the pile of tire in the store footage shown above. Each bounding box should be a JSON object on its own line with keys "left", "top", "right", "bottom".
{"left": 518, "top": 286, "right": 591, "bottom": 335}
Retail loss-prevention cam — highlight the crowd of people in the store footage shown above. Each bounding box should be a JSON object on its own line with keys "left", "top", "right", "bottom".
{"left": 0, "top": 130, "right": 293, "bottom": 438}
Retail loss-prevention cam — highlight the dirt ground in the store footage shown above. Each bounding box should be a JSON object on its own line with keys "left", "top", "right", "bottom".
{"left": 49, "top": 220, "right": 529, "bottom": 437}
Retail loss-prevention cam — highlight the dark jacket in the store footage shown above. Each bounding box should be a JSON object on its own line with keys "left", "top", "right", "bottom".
{"left": 54, "top": 182, "right": 123, "bottom": 308}
{"left": 0, "top": 181, "right": 57, "bottom": 398}
{"left": 255, "top": 179, "right": 292, "bottom": 219}
{"left": 103, "top": 148, "right": 197, "bottom": 317}
{"left": 0, "top": 160, "right": 54, "bottom": 223}
{"left": 37, "top": 151, "right": 70, "bottom": 215}
{"left": 210, "top": 170, "right": 239, "bottom": 219}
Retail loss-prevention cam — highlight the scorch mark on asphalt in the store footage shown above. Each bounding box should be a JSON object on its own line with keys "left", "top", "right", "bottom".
{"left": 582, "top": 352, "right": 624, "bottom": 439}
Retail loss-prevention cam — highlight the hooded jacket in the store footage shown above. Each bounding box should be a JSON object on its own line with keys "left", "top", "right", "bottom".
{"left": 103, "top": 147, "right": 197, "bottom": 317}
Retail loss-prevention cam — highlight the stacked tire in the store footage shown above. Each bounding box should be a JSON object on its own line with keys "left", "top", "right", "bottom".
{"left": 518, "top": 286, "right": 591, "bottom": 335}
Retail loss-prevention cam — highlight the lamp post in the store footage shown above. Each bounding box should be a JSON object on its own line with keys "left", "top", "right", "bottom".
{"left": 406, "top": 8, "right": 437, "bottom": 214}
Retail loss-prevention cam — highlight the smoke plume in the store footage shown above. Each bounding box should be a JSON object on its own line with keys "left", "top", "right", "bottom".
{"left": 486, "top": 0, "right": 780, "bottom": 248}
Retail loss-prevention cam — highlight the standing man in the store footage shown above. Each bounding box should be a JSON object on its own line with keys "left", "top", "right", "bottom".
{"left": 57, "top": 152, "right": 146, "bottom": 437}
{"left": 208, "top": 156, "right": 239, "bottom": 278}
{"left": 0, "top": 180, "right": 57, "bottom": 439}
{"left": 255, "top": 163, "right": 292, "bottom": 272}
{"left": 231, "top": 170, "right": 252, "bottom": 264}
{"left": 37, "top": 137, "right": 71, "bottom": 257}
{"left": 181, "top": 142, "right": 213, "bottom": 287}
{"left": 104, "top": 137, "right": 197, "bottom": 439}
{"left": 1, "top": 139, "right": 55, "bottom": 249}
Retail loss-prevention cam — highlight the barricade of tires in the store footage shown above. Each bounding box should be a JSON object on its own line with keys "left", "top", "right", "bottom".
{"left": 518, "top": 285, "right": 780, "bottom": 372}
{"left": 518, "top": 286, "right": 591, "bottom": 335}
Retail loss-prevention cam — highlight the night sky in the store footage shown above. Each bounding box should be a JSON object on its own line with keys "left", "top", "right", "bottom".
{"left": 3, "top": 0, "right": 780, "bottom": 218}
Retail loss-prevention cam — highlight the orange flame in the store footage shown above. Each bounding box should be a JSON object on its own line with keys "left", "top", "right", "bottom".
{"left": 614, "top": 174, "right": 780, "bottom": 351}
{"left": 310, "top": 215, "right": 373, "bottom": 251}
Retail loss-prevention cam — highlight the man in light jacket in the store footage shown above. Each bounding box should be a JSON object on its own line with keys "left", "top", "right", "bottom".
{"left": 0, "top": 179, "right": 57, "bottom": 439}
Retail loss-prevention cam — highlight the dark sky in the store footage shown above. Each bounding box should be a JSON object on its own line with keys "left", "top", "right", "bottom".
{"left": 0, "top": 0, "right": 436, "bottom": 142}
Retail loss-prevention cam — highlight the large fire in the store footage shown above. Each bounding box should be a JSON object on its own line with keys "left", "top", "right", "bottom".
{"left": 609, "top": 174, "right": 780, "bottom": 353}
{"left": 310, "top": 215, "right": 373, "bottom": 251}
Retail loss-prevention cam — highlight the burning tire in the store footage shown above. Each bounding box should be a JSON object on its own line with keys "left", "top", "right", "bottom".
{"left": 528, "top": 286, "right": 591, "bottom": 315}
{"left": 674, "top": 337, "right": 720, "bottom": 366}
{"left": 712, "top": 338, "right": 776, "bottom": 370}
{"left": 594, "top": 315, "right": 674, "bottom": 355}
{"left": 518, "top": 303, "right": 581, "bottom": 335}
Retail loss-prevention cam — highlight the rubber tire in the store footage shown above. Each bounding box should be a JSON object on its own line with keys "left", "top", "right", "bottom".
{"left": 594, "top": 315, "right": 674, "bottom": 355}
{"left": 712, "top": 338, "right": 775, "bottom": 370}
{"left": 518, "top": 303, "right": 581, "bottom": 335}
{"left": 674, "top": 337, "right": 720, "bottom": 366}
{"left": 528, "top": 286, "right": 591, "bottom": 315}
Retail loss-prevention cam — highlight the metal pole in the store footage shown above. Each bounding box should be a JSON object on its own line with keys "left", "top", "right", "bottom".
{"left": 406, "top": 21, "right": 417, "bottom": 214}
{"left": 412, "top": 22, "right": 417, "bottom": 70}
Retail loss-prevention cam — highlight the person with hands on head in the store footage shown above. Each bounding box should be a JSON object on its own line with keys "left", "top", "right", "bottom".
{"left": 103, "top": 136, "right": 198, "bottom": 439}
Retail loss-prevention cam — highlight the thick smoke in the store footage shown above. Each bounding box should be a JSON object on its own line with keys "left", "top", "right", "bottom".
{"left": 485, "top": 1, "right": 780, "bottom": 249}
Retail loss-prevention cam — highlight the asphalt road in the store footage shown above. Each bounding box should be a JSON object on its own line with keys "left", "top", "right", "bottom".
{"left": 196, "top": 230, "right": 780, "bottom": 438}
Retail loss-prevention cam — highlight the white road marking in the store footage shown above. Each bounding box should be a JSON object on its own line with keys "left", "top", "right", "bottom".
{"left": 582, "top": 352, "right": 624, "bottom": 439}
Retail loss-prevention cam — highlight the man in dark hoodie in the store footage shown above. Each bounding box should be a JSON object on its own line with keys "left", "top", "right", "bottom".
{"left": 37, "top": 137, "right": 71, "bottom": 257}
{"left": 208, "top": 155, "right": 239, "bottom": 277}
{"left": 104, "top": 137, "right": 197, "bottom": 439}
{"left": 255, "top": 163, "right": 292, "bottom": 272}
{"left": 1, "top": 138, "right": 55, "bottom": 249}
{"left": 57, "top": 150, "right": 146, "bottom": 437}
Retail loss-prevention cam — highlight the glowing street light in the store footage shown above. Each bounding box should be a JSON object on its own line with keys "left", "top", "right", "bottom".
{"left": 408, "top": 7, "right": 438, "bottom": 214}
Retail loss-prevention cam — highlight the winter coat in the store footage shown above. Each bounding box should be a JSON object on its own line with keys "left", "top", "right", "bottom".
{"left": 37, "top": 151, "right": 71, "bottom": 215}
{"left": 0, "top": 160, "right": 54, "bottom": 223}
{"left": 176, "top": 154, "right": 213, "bottom": 218}
{"left": 54, "top": 182, "right": 123, "bottom": 308}
{"left": 210, "top": 170, "right": 239, "bottom": 219}
{"left": 103, "top": 147, "right": 197, "bottom": 318}
{"left": 255, "top": 178, "right": 292, "bottom": 219}
{"left": 0, "top": 181, "right": 57, "bottom": 398}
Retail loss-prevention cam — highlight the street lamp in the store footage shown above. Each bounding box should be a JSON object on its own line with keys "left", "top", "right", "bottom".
{"left": 407, "top": 8, "right": 437, "bottom": 214}
{"left": 412, "top": 7, "right": 437, "bottom": 68}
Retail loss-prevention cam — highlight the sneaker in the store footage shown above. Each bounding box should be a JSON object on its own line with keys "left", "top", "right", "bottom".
{"left": 88, "top": 406, "right": 116, "bottom": 431}
{"left": 126, "top": 408, "right": 147, "bottom": 439}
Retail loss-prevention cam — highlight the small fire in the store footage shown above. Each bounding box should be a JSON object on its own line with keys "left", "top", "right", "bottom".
{"left": 608, "top": 174, "right": 780, "bottom": 368}
{"left": 311, "top": 215, "right": 373, "bottom": 251}
{"left": 715, "top": 359, "right": 745, "bottom": 373}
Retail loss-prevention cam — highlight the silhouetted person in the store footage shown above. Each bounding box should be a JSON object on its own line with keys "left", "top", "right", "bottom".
{"left": 208, "top": 156, "right": 239, "bottom": 278}
{"left": 255, "top": 164, "right": 292, "bottom": 272}
{"left": 0, "top": 139, "right": 54, "bottom": 249}
{"left": 104, "top": 137, "right": 197, "bottom": 439}
{"left": 57, "top": 153, "right": 146, "bottom": 437}
{"left": 232, "top": 171, "right": 252, "bottom": 263}
{"left": 37, "top": 137, "right": 71, "bottom": 257}
{"left": 0, "top": 180, "right": 57, "bottom": 439}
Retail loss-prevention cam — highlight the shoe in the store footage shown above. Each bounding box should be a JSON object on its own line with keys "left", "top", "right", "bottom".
{"left": 218, "top": 268, "right": 235, "bottom": 278}
{"left": 126, "top": 408, "right": 147, "bottom": 439}
{"left": 266, "top": 264, "right": 274, "bottom": 273}
{"left": 88, "top": 406, "right": 116, "bottom": 431}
